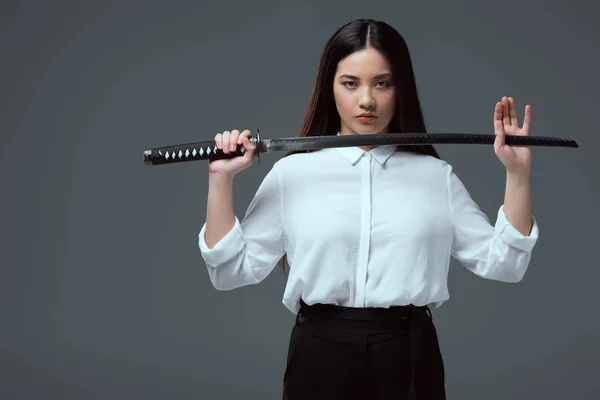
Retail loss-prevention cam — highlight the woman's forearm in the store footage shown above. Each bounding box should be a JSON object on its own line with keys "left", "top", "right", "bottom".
{"left": 205, "top": 172, "right": 236, "bottom": 248}
{"left": 503, "top": 170, "right": 533, "bottom": 236}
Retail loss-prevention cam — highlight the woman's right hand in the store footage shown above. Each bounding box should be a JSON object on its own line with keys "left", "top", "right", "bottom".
{"left": 208, "top": 129, "right": 256, "bottom": 176}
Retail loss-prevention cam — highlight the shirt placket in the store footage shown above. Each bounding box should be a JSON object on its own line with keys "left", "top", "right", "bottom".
{"left": 354, "top": 152, "right": 372, "bottom": 307}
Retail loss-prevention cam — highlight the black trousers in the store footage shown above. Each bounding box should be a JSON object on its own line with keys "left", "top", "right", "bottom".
{"left": 282, "top": 300, "right": 446, "bottom": 400}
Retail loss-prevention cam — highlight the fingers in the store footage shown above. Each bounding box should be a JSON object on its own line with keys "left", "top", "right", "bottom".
{"left": 215, "top": 129, "right": 254, "bottom": 154}
{"left": 216, "top": 130, "right": 236, "bottom": 154}
{"left": 523, "top": 104, "right": 532, "bottom": 133}
{"left": 239, "top": 129, "right": 252, "bottom": 143}
{"left": 502, "top": 97, "right": 511, "bottom": 127}
{"left": 222, "top": 130, "right": 231, "bottom": 153}
{"left": 239, "top": 130, "right": 253, "bottom": 149}
{"left": 214, "top": 132, "right": 223, "bottom": 150}
{"left": 494, "top": 101, "right": 504, "bottom": 131}
{"left": 229, "top": 129, "right": 241, "bottom": 152}
{"left": 509, "top": 97, "right": 518, "bottom": 126}
{"left": 494, "top": 102, "right": 505, "bottom": 152}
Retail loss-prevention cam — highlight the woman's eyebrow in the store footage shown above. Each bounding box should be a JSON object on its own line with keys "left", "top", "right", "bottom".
{"left": 338, "top": 73, "right": 393, "bottom": 80}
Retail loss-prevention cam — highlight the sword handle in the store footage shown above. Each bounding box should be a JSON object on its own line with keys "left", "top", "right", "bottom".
{"left": 143, "top": 130, "right": 261, "bottom": 166}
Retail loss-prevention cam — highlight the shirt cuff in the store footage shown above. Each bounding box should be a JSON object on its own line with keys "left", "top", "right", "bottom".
{"left": 496, "top": 204, "right": 539, "bottom": 253}
{"left": 198, "top": 217, "right": 246, "bottom": 266}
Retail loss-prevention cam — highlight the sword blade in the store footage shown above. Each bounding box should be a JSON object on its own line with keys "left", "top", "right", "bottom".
{"left": 265, "top": 132, "right": 579, "bottom": 151}
{"left": 143, "top": 131, "right": 579, "bottom": 166}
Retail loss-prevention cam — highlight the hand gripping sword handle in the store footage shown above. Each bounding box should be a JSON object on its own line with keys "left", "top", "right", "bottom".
{"left": 143, "top": 130, "right": 261, "bottom": 166}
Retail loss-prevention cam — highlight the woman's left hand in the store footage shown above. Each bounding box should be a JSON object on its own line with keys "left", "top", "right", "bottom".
{"left": 494, "top": 96, "right": 532, "bottom": 174}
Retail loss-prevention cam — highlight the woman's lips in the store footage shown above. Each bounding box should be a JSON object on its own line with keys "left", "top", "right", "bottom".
{"left": 357, "top": 116, "right": 377, "bottom": 122}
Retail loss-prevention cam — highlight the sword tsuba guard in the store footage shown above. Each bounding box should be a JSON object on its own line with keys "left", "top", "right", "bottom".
{"left": 253, "top": 128, "right": 261, "bottom": 163}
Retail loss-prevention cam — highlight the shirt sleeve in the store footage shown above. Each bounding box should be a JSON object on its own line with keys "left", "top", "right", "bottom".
{"left": 447, "top": 165, "right": 539, "bottom": 282}
{"left": 198, "top": 163, "right": 285, "bottom": 290}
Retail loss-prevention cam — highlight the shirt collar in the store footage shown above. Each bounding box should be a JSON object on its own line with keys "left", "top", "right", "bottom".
{"left": 332, "top": 132, "right": 397, "bottom": 166}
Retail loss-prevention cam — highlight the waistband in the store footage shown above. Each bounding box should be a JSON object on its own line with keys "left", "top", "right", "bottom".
{"left": 298, "top": 299, "right": 432, "bottom": 322}
{"left": 297, "top": 299, "right": 431, "bottom": 400}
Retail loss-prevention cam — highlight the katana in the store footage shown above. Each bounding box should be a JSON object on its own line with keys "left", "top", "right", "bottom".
{"left": 142, "top": 130, "right": 579, "bottom": 166}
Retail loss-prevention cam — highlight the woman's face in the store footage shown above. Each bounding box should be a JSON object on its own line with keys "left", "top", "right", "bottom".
{"left": 333, "top": 46, "right": 396, "bottom": 137}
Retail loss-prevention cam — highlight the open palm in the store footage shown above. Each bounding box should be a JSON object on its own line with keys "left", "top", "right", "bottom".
{"left": 493, "top": 96, "right": 532, "bottom": 173}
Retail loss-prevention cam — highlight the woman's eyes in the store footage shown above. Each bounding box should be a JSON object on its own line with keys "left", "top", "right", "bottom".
{"left": 342, "top": 81, "right": 391, "bottom": 88}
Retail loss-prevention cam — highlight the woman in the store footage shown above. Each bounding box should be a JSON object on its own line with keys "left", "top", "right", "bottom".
{"left": 199, "top": 18, "right": 539, "bottom": 400}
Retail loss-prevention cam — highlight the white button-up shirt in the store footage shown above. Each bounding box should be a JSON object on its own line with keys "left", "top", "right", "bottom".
{"left": 198, "top": 143, "right": 539, "bottom": 315}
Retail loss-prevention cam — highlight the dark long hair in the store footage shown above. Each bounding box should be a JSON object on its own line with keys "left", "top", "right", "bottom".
{"left": 278, "top": 18, "right": 442, "bottom": 272}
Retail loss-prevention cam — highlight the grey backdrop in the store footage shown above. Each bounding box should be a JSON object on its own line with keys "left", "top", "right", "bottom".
{"left": 2, "top": 0, "right": 598, "bottom": 399}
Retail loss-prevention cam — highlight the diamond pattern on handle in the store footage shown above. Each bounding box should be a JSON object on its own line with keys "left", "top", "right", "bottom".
{"left": 145, "top": 140, "right": 248, "bottom": 166}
